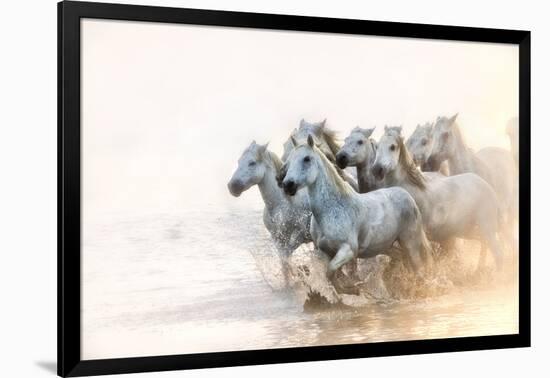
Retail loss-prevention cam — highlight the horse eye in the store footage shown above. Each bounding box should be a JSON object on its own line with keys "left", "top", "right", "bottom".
{"left": 421, "top": 138, "right": 428, "bottom": 146}
{"left": 357, "top": 140, "right": 364, "bottom": 145}
{"left": 390, "top": 144, "right": 396, "bottom": 151}
{"left": 303, "top": 156, "right": 311, "bottom": 163}
{"left": 248, "top": 161, "right": 256, "bottom": 167}
{"left": 442, "top": 132, "right": 449, "bottom": 140}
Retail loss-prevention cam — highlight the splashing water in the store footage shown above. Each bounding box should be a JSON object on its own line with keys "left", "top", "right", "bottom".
{"left": 81, "top": 209, "right": 518, "bottom": 360}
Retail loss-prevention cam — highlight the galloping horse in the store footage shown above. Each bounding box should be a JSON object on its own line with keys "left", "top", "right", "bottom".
{"left": 372, "top": 129, "right": 505, "bottom": 269}
{"left": 280, "top": 135, "right": 433, "bottom": 289}
{"left": 281, "top": 119, "right": 359, "bottom": 191}
{"left": 228, "top": 141, "right": 312, "bottom": 258}
{"left": 426, "top": 114, "right": 517, "bottom": 252}
{"left": 335, "top": 126, "right": 379, "bottom": 193}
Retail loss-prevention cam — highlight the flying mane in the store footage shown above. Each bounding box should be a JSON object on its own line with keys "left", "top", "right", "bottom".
{"left": 313, "top": 144, "right": 355, "bottom": 196}
{"left": 397, "top": 136, "right": 426, "bottom": 190}
{"left": 319, "top": 126, "right": 341, "bottom": 161}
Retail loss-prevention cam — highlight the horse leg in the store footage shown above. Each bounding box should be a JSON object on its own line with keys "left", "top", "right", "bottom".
{"left": 398, "top": 242, "right": 422, "bottom": 275}
{"left": 440, "top": 237, "right": 457, "bottom": 262}
{"left": 399, "top": 224, "right": 432, "bottom": 277}
{"left": 273, "top": 239, "right": 293, "bottom": 288}
{"left": 327, "top": 243, "right": 360, "bottom": 295}
{"left": 328, "top": 243, "right": 355, "bottom": 275}
{"left": 480, "top": 228, "right": 504, "bottom": 271}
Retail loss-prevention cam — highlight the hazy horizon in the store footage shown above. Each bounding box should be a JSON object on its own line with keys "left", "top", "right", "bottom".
{"left": 81, "top": 19, "right": 518, "bottom": 216}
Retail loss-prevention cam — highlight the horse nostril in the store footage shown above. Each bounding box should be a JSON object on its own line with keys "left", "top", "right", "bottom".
{"left": 372, "top": 166, "right": 384, "bottom": 180}
{"left": 228, "top": 180, "right": 244, "bottom": 196}
{"left": 336, "top": 153, "right": 348, "bottom": 169}
{"left": 283, "top": 180, "right": 297, "bottom": 195}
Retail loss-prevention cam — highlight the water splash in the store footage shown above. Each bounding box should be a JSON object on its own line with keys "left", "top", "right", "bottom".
{"left": 248, "top": 235, "right": 518, "bottom": 310}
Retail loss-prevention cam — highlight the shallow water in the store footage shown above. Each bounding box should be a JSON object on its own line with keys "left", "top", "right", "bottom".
{"left": 81, "top": 209, "right": 518, "bottom": 360}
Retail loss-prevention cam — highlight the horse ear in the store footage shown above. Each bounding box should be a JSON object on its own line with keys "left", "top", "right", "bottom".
{"left": 300, "top": 118, "right": 306, "bottom": 127}
{"left": 384, "top": 125, "right": 389, "bottom": 132}
{"left": 320, "top": 119, "right": 327, "bottom": 128}
{"left": 449, "top": 113, "right": 459, "bottom": 124}
{"left": 290, "top": 136, "right": 298, "bottom": 147}
{"left": 363, "top": 127, "right": 375, "bottom": 138}
{"left": 258, "top": 143, "right": 268, "bottom": 155}
{"left": 397, "top": 126, "right": 403, "bottom": 134}
{"left": 307, "top": 134, "right": 314, "bottom": 147}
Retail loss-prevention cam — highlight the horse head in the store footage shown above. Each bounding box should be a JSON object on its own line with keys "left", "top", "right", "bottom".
{"left": 406, "top": 122, "right": 434, "bottom": 169}
{"left": 426, "top": 113, "right": 459, "bottom": 171}
{"left": 336, "top": 126, "right": 376, "bottom": 169}
{"left": 281, "top": 135, "right": 319, "bottom": 196}
{"left": 227, "top": 141, "right": 269, "bottom": 197}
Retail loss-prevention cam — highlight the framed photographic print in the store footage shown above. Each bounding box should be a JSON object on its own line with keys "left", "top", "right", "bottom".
{"left": 58, "top": 1, "right": 530, "bottom": 376}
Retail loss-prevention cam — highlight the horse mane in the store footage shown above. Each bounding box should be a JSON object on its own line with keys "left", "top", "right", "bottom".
{"left": 397, "top": 136, "right": 426, "bottom": 190}
{"left": 264, "top": 150, "right": 283, "bottom": 173}
{"left": 320, "top": 126, "right": 342, "bottom": 159}
{"left": 313, "top": 145, "right": 355, "bottom": 196}
{"left": 369, "top": 138, "right": 378, "bottom": 161}
{"left": 319, "top": 127, "right": 358, "bottom": 184}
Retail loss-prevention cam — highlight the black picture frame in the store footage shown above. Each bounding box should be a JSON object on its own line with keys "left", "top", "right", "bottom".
{"left": 58, "top": 1, "right": 531, "bottom": 376}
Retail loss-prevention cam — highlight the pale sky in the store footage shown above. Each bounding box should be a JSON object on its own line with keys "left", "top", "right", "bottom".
{"left": 81, "top": 19, "right": 518, "bottom": 216}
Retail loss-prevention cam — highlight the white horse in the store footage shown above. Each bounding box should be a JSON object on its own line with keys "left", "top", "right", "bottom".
{"left": 372, "top": 129, "right": 505, "bottom": 269}
{"left": 335, "top": 126, "right": 379, "bottom": 193}
{"left": 406, "top": 122, "right": 449, "bottom": 175}
{"left": 281, "top": 119, "right": 359, "bottom": 191}
{"left": 426, "top": 114, "right": 517, "bottom": 249}
{"left": 228, "top": 141, "right": 312, "bottom": 257}
{"left": 280, "top": 135, "right": 433, "bottom": 290}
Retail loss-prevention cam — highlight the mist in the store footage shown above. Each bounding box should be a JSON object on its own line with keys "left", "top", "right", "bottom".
{"left": 81, "top": 19, "right": 518, "bottom": 217}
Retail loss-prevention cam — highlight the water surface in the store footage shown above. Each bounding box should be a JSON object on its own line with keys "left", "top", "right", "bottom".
{"left": 81, "top": 209, "right": 518, "bottom": 359}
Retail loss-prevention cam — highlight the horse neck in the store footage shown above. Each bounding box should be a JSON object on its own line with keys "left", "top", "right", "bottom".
{"left": 356, "top": 163, "right": 371, "bottom": 193}
{"left": 356, "top": 143, "right": 377, "bottom": 192}
{"left": 307, "top": 157, "right": 355, "bottom": 221}
{"left": 257, "top": 163, "right": 285, "bottom": 213}
{"left": 387, "top": 161, "right": 427, "bottom": 211}
{"left": 447, "top": 132, "right": 475, "bottom": 174}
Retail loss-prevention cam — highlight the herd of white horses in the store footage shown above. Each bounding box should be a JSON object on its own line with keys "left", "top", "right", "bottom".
{"left": 227, "top": 114, "right": 519, "bottom": 295}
